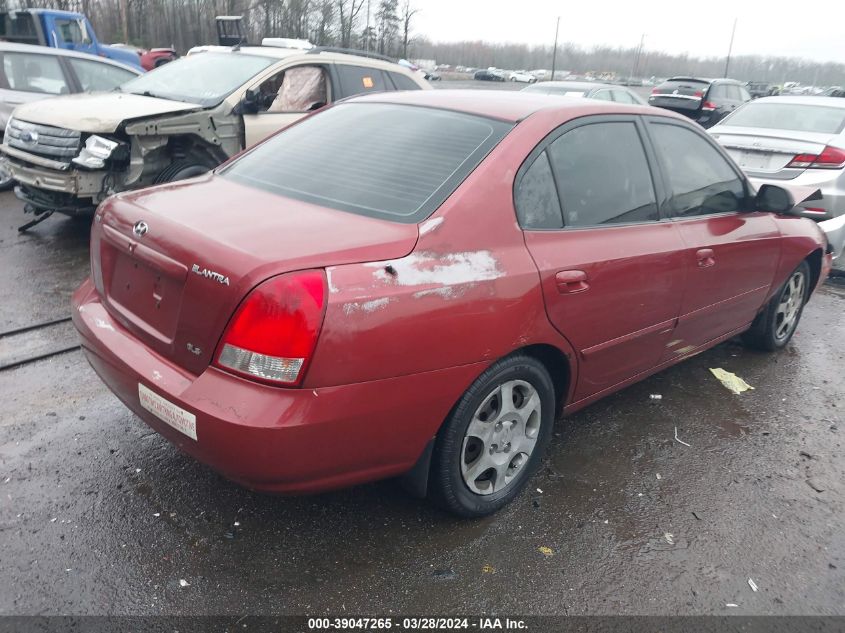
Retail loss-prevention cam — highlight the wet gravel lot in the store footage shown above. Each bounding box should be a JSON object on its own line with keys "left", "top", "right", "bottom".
{"left": 1, "top": 177, "right": 844, "bottom": 615}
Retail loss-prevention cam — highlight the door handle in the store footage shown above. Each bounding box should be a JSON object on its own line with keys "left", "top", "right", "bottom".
{"left": 555, "top": 270, "right": 589, "bottom": 294}
{"left": 696, "top": 248, "right": 716, "bottom": 268}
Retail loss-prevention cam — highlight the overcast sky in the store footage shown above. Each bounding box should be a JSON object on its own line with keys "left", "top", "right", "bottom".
{"left": 411, "top": 0, "right": 844, "bottom": 63}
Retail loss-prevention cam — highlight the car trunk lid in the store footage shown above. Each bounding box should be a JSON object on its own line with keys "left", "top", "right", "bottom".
{"left": 91, "top": 176, "right": 419, "bottom": 375}
{"left": 648, "top": 79, "right": 711, "bottom": 114}
{"left": 710, "top": 126, "right": 839, "bottom": 178}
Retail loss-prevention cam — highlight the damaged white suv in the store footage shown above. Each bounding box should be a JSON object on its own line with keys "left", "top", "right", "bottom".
{"left": 1, "top": 43, "right": 429, "bottom": 227}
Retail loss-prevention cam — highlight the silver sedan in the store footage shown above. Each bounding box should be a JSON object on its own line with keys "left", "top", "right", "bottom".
{"left": 710, "top": 96, "right": 845, "bottom": 258}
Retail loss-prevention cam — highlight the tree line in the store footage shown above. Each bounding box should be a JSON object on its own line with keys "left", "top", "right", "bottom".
{"left": 5, "top": 0, "right": 843, "bottom": 85}
{"left": 413, "top": 39, "right": 845, "bottom": 86}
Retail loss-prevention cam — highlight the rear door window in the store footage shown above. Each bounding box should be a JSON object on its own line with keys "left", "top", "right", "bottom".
{"left": 223, "top": 103, "right": 512, "bottom": 222}
{"left": 546, "top": 121, "right": 659, "bottom": 226}
{"left": 68, "top": 58, "right": 137, "bottom": 91}
{"left": 388, "top": 71, "right": 421, "bottom": 90}
{"left": 612, "top": 89, "right": 637, "bottom": 104}
{"left": 515, "top": 152, "right": 563, "bottom": 229}
{"left": 708, "top": 84, "right": 729, "bottom": 100}
{"left": 336, "top": 65, "right": 388, "bottom": 97}
{"left": 649, "top": 122, "right": 746, "bottom": 217}
{"left": 1, "top": 52, "right": 70, "bottom": 95}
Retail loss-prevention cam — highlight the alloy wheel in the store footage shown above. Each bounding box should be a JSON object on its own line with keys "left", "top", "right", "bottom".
{"left": 461, "top": 380, "right": 542, "bottom": 495}
{"left": 774, "top": 270, "right": 806, "bottom": 341}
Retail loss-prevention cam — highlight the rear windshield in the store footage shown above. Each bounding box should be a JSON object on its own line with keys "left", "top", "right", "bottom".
{"left": 222, "top": 103, "right": 512, "bottom": 223}
{"left": 724, "top": 102, "right": 845, "bottom": 134}
{"left": 522, "top": 84, "right": 588, "bottom": 97}
{"left": 0, "top": 13, "right": 39, "bottom": 45}
{"left": 655, "top": 79, "right": 709, "bottom": 93}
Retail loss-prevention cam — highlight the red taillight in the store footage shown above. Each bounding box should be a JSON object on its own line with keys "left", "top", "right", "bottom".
{"left": 693, "top": 90, "right": 704, "bottom": 98}
{"left": 214, "top": 270, "right": 326, "bottom": 386}
{"left": 701, "top": 100, "right": 717, "bottom": 111}
{"left": 651, "top": 87, "right": 660, "bottom": 95}
{"left": 786, "top": 146, "right": 845, "bottom": 170}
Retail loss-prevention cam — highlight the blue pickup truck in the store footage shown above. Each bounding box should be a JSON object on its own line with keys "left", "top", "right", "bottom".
{"left": 0, "top": 9, "right": 143, "bottom": 71}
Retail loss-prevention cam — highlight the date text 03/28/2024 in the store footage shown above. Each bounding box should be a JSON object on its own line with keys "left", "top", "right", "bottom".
{"left": 306, "top": 618, "right": 528, "bottom": 630}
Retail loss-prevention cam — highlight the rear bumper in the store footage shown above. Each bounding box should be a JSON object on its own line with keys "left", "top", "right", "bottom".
{"left": 71, "top": 278, "right": 484, "bottom": 494}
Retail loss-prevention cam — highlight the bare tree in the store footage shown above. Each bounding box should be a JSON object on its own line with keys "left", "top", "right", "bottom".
{"left": 336, "top": 0, "right": 364, "bottom": 48}
{"left": 400, "top": 0, "right": 415, "bottom": 59}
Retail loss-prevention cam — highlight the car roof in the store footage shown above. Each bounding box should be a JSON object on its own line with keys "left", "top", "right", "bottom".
{"left": 187, "top": 44, "right": 413, "bottom": 72}
{"left": 751, "top": 95, "right": 845, "bottom": 108}
{"left": 528, "top": 81, "right": 617, "bottom": 91}
{"left": 345, "top": 89, "right": 660, "bottom": 123}
{"left": 666, "top": 76, "right": 743, "bottom": 85}
{"left": 0, "top": 41, "right": 142, "bottom": 72}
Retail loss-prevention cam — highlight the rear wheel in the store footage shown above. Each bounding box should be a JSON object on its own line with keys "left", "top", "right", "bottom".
{"left": 742, "top": 260, "right": 810, "bottom": 351}
{"left": 429, "top": 355, "right": 555, "bottom": 517}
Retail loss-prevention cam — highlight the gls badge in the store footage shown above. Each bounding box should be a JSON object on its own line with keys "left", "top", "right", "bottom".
{"left": 191, "top": 264, "right": 230, "bottom": 286}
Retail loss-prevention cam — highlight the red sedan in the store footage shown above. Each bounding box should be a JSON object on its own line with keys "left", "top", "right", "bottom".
{"left": 72, "top": 90, "right": 832, "bottom": 516}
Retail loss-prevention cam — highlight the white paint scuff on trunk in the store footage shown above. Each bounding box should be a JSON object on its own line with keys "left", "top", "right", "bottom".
{"left": 343, "top": 297, "right": 392, "bottom": 315}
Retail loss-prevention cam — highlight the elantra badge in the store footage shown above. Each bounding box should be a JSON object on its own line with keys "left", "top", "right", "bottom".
{"left": 191, "top": 264, "right": 230, "bottom": 286}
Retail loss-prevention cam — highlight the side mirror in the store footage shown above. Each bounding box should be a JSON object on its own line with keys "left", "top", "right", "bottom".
{"left": 755, "top": 184, "right": 795, "bottom": 214}
{"left": 237, "top": 87, "right": 261, "bottom": 114}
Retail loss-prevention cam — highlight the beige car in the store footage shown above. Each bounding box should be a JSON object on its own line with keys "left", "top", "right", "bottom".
{"left": 2, "top": 43, "right": 429, "bottom": 223}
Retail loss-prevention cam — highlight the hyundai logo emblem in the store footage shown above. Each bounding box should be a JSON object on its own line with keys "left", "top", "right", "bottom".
{"left": 132, "top": 221, "right": 149, "bottom": 237}
{"left": 20, "top": 130, "right": 39, "bottom": 144}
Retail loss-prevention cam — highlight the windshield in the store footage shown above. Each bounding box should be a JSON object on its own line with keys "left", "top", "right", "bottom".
{"left": 724, "top": 102, "right": 845, "bottom": 134}
{"left": 223, "top": 103, "right": 512, "bottom": 223}
{"left": 119, "top": 52, "right": 276, "bottom": 106}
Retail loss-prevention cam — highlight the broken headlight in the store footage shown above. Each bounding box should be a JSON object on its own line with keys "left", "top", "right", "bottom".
{"left": 72, "top": 135, "right": 125, "bottom": 170}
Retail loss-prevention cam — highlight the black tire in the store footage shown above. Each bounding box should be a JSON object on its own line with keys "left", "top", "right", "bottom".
{"left": 429, "top": 354, "right": 555, "bottom": 517}
{"left": 0, "top": 159, "right": 14, "bottom": 191}
{"left": 742, "top": 260, "right": 811, "bottom": 351}
{"left": 153, "top": 161, "right": 211, "bottom": 185}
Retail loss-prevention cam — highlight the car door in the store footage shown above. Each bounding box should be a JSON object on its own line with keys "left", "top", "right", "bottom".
{"left": 242, "top": 63, "right": 331, "bottom": 147}
{"left": 517, "top": 115, "right": 687, "bottom": 400}
{"left": 644, "top": 117, "right": 781, "bottom": 355}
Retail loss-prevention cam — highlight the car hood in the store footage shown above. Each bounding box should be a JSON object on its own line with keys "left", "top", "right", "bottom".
{"left": 11, "top": 92, "right": 202, "bottom": 133}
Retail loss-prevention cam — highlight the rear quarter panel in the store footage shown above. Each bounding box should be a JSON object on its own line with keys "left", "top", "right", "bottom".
{"left": 304, "top": 109, "right": 593, "bottom": 392}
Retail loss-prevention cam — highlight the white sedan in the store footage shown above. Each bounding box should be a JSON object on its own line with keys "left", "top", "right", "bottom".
{"left": 509, "top": 71, "right": 537, "bottom": 84}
